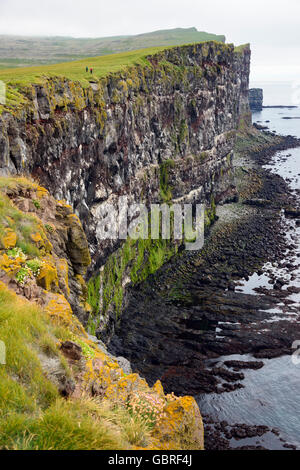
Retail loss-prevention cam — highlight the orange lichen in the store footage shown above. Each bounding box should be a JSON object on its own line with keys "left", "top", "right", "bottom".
{"left": 30, "top": 227, "right": 53, "bottom": 254}
{"left": 0, "top": 253, "right": 22, "bottom": 275}
{"left": 36, "top": 186, "right": 49, "bottom": 199}
{"left": 82, "top": 353, "right": 204, "bottom": 450}
{"left": 152, "top": 380, "right": 165, "bottom": 397}
{"left": 0, "top": 228, "right": 17, "bottom": 249}
{"left": 37, "top": 257, "right": 58, "bottom": 291}
{"left": 0, "top": 178, "right": 205, "bottom": 450}
{"left": 56, "top": 258, "right": 70, "bottom": 297}
{"left": 45, "top": 292, "right": 87, "bottom": 337}
{"left": 151, "top": 396, "right": 204, "bottom": 450}
{"left": 57, "top": 200, "right": 73, "bottom": 212}
{"left": 31, "top": 232, "right": 43, "bottom": 245}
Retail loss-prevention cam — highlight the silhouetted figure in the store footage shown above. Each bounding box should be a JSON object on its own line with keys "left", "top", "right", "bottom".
{"left": 86, "top": 66, "right": 88, "bottom": 72}
{"left": 90, "top": 68, "right": 93, "bottom": 74}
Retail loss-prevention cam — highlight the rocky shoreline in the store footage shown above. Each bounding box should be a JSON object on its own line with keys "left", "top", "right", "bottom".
{"left": 109, "top": 129, "right": 300, "bottom": 450}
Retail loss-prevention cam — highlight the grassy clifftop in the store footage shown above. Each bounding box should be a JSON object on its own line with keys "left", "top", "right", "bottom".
{"left": 0, "top": 27, "right": 225, "bottom": 68}
{"left": 0, "top": 39, "right": 236, "bottom": 87}
{"left": 0, "top": 47, "right": 167, "bottom": 87}
{"left": 0, "top": 41, "right": 245, "bottom": 115}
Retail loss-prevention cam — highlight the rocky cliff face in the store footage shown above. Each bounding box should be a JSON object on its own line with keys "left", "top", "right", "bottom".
{"left": 0, "top": 42, "right": 251, "bottom": 334}
{"left": 249, "top": 88, "right": 263, "bottom": 111}
{"left": 0, "top": 178, "right": 91, "bottom": 323}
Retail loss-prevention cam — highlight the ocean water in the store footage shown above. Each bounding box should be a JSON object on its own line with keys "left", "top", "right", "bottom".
{"left": 250, "top": 81, "right": 299, "bottom": 107}
{"left": 196, "top": 83, "right": 300, "bottom": 449}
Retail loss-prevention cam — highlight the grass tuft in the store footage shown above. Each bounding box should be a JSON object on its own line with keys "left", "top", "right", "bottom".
{"left": 0, "top": 281, "right": 151, "bottom": 449}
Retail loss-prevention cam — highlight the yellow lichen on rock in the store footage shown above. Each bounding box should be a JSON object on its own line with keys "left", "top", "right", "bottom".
{"left": 56, "top": 258, "right": 70, "bottom": 297}
{"left": 0, "top": 228, "right": 17, "bottom": 249}
{"left": 81, "top": 353, "right": 204, "bottom": 450}
{"left": 30, "top": 228, "right": 53, "bottom": 254}
{"left": 151, "top": 396, "right": 204, "bottom": 450}
{"left": 152, "top": 379, "right": 165, "bottom": 397}
{"left": 36, "top": 186, "right": 49, "bottom": 199}
{"left": 57, "top": 200, "right": 73, "bottom": 212}
{"left": 45, "top": 292, "right": 87, "bottom": 337}
{"left": 0, "top": 252, "right": 22, "bottom": 275}
{"left": 31, "top": 231, "right": 43, "bottom": 246}
{"left": 37, "top": 256, "right": 59, "bottom": 291}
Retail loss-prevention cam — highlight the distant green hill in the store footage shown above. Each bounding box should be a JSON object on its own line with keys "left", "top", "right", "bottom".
{"left": 0, "top": 27, "right": 225, "bottom": 69}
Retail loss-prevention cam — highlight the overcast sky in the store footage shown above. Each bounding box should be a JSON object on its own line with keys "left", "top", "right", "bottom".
{"left": 0, "top": 0, "right": 299, "bottom": 81}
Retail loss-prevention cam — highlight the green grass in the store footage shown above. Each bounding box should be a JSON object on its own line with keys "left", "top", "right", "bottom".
{"left": 233, "top": 43, "right": 250, "bottom": 54}
{"left": 0, "top": 27, "right": 225, "bottom": 68}
{"left": 0, "top": 47, "right": 169, "bottom": 88}
{"left": 0, "top": 398, "right": 151, "bottom": 450}
{"left": 0, "top": 40, "right": 241, "bottom": 113}
{"left": 0, "top": 281, "right": 151, "bottom": 449}
{"left": 0, "top": 285, "right": 60, "bottom": 416}
{"left": 0, "top": 38, "right": 232, "bottom": 88}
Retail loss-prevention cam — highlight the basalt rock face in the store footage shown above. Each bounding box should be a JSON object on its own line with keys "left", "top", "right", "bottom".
{"left": 0, "top": 42, "right": 251, "bottom": 332}
{"left": 249, "top": 88, "right": 263, "bottom": 111}
{"left": 0, "top": 43, "right": 250, "bottom": 265}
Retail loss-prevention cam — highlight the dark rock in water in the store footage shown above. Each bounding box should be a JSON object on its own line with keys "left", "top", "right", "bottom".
{"left": 243, "top": 198, "right": 272, "bottom": 207}
{"left": 211, "top": 366, "right": 244, "bottom": 382}
{"left": 253, "top": 123, "right": 269, "bottom": 130}
{"left": 224, "top": 360, "right": 264, "bottom": 370}
{"left": 254, "top": 348, "right": 290, "bottom": 359}
{"left": 249, "top": 88, "right": 263, "bottom": 111}
{"left": 234, "top": 445, "right": 267, "bottom": 450}
{"left": 282, "top": 116, "right": 300, "bottom": 120}
{"left": 202, "top": 414, "right": 284, "bottom": 450}
{"left": 283, "top": 443, "right": 297, "bottom": 449}
{"left": 285, "top": 208, "right": 300, "bottom": 218}
{"left": 263, "top": 105, "right": 298, "bottom": 109}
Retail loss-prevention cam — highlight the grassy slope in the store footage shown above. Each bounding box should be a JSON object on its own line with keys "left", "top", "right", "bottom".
{"left": 0, "top": 282, "right": 150, "bottom": 450}
{"left": 0, "top": 27, "right": 225, "bottom": 67}
{"left": 0, "top": 46, "right": 169, "bottom": 87}
{"left": 0, "top": 39, "right": 240, "bottom": 91}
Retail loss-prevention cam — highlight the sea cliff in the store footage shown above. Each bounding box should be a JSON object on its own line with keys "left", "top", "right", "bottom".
{"left": 0, "top": 41, "right": 252, "bottom": 450}
{"left": 0, "top": 41, "right": 251, "bottom": 336}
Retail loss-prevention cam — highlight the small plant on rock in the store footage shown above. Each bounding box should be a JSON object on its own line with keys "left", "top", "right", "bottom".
{"left": 45, "top": 224, "right": 54, "bottom": 233}
{"left": 126, "top": 392, "right": 167, "bottom": 429}
{"left": 33, "top": 200, "right": 41, "bottom": 210}
{"left": 7, "top": 247, "right": 26, "bottom": 261}
{"left": 70, "top": 334, "right": 95, "bottom": 360}
{"left": 16, "top": 266, "right": 32, "bottom": 286}
{"left": 26, "top": 258, "right": 42, "bottom": 277}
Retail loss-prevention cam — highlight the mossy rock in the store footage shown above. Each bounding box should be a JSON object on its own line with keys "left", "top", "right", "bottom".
{"left": 66, "top": 214, "right": 91, "bottom": 273}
